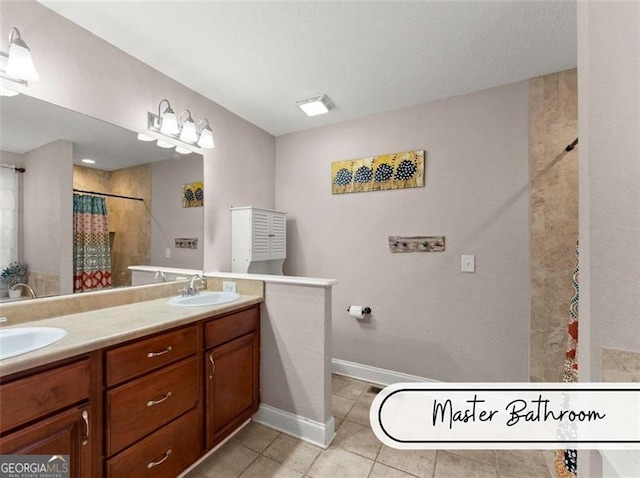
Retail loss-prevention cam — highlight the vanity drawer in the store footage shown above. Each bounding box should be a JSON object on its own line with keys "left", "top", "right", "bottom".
{"left": 205, "top": 306, "right": 259, "bottom": 349}
{"left": 0, "top": 359, "right": 90, "bottom": 432}
{"left": 107, "top": 357, "right": 198, "bottom": 456}
{"left": 106, "top": 325, "right": 197, "bottom": 386}
{"left": 106, "top": 409, "right": 200, "bottom": 478}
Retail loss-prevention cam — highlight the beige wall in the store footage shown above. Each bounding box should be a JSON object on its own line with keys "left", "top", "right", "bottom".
{"left": 1, "top": 1, "right": 276, "bottom": 274}
{"left": 529, "top": 69, "right": 579, "bottom": 382}
{"left": 578, "top": 1, "right": 640, "bottom": 382}
{"left": 150, "top": 156, "right": 204, "bottom": 270}
{"left": 276, "top": 82, "right": 530, "bottom": 382}
{"left": 577, "top": 3, "right": 639, "bottom": 475}
{"left": 23, "top": 140, "right": 73, "bottom": 296}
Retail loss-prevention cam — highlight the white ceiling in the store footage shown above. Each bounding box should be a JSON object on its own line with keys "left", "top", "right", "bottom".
{"left": 40, "top": 1, "right": 577, "bottom": 137}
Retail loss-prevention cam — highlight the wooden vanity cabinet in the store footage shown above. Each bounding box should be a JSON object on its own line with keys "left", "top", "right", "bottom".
{"left": 0, "top": 301, "right": 262, "bottom": 477}
{"left": 204, "top": 305, "right": 260, "bottom": 449}
{"left": 0, "top": 358, "right": 95, "bottom": 478}
{"left": 104, "top": 324, "right": 201, "bottom": 478}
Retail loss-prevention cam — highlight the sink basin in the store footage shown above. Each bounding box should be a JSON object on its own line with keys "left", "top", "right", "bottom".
{"left": 168, "top": 291, "right": 240, "bottom": 307}
{"left": 0, "top": 327, "right": 67, "bottom": 361}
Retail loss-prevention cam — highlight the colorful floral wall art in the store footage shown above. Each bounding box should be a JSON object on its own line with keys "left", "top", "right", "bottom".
{"left": 331, "top": 150, "right": 425, "bottom": 194}
{"left": 182, "top": 181, "right": 204, "bottom": 208}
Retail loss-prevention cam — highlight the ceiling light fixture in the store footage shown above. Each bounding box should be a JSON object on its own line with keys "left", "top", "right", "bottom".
{"left": 0, "top": 28, "right": 39, "bottom": 96}
{"left": 295, "top": 94, "right": 334, "bottom": 117}
{"left": 141, "top": 99, "right": 215, "bottom": 152}
{"left": 81, "top": 159, "right": 96, "bottom": 164}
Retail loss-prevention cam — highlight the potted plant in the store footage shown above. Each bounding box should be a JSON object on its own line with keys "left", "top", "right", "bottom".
{"left": 1, "top": 261, "right": 28, "bottom": 298}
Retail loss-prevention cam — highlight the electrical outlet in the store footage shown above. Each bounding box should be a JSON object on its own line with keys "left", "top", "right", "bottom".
{"left": 222, "top": 281, "right": 237, "bottom": 293}
{"left": 165, "top": 248, "right": 171, "bottom": 259}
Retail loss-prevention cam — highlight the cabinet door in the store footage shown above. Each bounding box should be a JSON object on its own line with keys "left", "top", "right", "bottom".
{"left": 205, "top": 332, "right": 259, "bottom": 449}
{"left": 251, "top": 209, "right": 271, "bottom": 261}
{"left": 0, "top": 405, "right": 92, "bottom": 478}
{"left": 269, "top": 212, "right": 287, "bottom": 260}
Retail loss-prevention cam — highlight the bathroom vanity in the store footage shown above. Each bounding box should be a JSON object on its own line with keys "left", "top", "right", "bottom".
{"left": 0, "top": 294, "right": 261, "bottom": 478}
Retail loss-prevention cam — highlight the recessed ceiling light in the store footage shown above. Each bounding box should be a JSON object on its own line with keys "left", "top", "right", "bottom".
{"left": 81, "top": 158, "right": 95, "bottom": 164}
{"left": 295, "top": 94, "right": 334, "bottom": 117}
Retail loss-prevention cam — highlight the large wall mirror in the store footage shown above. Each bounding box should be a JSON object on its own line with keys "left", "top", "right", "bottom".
{"left": 0, "top": 94, "right": 204, "bottom": 301}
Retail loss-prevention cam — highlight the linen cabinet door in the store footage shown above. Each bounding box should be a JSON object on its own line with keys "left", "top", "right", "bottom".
{"left": 205, "top": 332, "right": 259, "bottom": 449}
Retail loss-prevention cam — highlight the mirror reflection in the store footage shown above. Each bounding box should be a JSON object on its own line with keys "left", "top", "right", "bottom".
{"left": 0, "top": 94, "right": 204, "bottom": 301}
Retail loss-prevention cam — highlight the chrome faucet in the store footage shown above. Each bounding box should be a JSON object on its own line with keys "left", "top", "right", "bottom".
{"left": 9, "top": 283, "right": 37, "bottom": 299}
{"left": 154, "top": 270, "right": 167, "bottom": 282}
{"left": 183, "top": 274, "right": 204, "bottom": 297}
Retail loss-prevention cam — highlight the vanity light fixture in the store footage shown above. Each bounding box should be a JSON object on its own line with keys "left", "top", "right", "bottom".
{"left": 197, "top": 119, "right": 215, "bottom": 149}
{"left": 179, "top": 110, "right": 198, "bottom": 144}
{"left": 0, "top": 28, "right": 39, "bottom": 86}
{"left": 295, "top": 94, "right": 334, "bottom": 116}
{"left": 141, "top": 99, "right": 215, "bottom": 152}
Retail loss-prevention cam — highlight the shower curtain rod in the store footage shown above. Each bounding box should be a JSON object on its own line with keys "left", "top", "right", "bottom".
{"left": 565, "top": 138, "right": 579, "bottom": 152}
{"left": 0, "top": 164, "right": 25, "bottom": 173}
{"left": 73, "top": 188, "right": 144, "bottom": 202}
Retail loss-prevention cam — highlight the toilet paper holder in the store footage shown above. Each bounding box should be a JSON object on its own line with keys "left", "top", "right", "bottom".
{"left": 347, "top": 306, "right": 371, "bottom": 314}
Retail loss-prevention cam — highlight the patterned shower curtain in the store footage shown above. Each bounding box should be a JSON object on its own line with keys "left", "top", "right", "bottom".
{"left": 555, "top": 244, "right": 579, "bottom": 478}
{"left": 73, "top": 194, "right": 112, "bottom": 292}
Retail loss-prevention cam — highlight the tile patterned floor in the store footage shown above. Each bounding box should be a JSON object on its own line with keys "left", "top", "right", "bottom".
{"left": 186, "top": 375, "right": 555, "bottom": 478}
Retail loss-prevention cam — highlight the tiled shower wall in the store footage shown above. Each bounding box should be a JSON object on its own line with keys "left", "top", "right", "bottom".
{"left": 529, "top": 69, "right": 579, "bottom": 382}
{"left": 73, "top": 164, "right": 151, "bottom": 288}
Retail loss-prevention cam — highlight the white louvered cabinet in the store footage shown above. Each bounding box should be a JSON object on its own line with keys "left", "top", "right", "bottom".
{"left": 231, "top": 207, "right": 286, "bottom": 274}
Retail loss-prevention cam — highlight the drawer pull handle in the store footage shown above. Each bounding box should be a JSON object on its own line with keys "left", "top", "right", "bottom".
{"left": 209, "top": 354, "right": 215, "bottom": 379}
{"left": 147, "top": 346, "right": 172, "bottom": 358}
{"left": 82, "top": 410, "right": 89, "bottom": 445}
{"left": 147, "top": 391, "right": 172, "bottom": 407}
{"left": 147, "top": 449, "right": 172, "bottom": 469}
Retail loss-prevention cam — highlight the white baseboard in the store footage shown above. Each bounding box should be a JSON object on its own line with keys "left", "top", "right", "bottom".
{"left": 253, "top": 404, "right": 335, "bottom": 449}
{"left": 331, "top": 358, "right": 438, "bottom": 386}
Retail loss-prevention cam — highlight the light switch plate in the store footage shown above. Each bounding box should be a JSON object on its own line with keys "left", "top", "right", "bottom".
{"left": 461, "top": 255, "right": 475, "bottom": 273}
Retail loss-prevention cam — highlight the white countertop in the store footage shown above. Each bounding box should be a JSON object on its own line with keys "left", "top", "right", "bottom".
{"left": 128, "top": 265, "right": 203, "bottom": 275}
{"left": 205, "top": 272, "right": 337, "bottom": 288}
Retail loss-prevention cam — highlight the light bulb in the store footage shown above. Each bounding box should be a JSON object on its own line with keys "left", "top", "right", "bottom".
{"left": 6, "top": 42, "right": 38, "bottom": 82}
{"left": 160, "top": 110, "right": 179, "bottom": 135}
{"left": 198, "top": 127, "right": 215, "bottom": 149}
{"left": 179, "top": 119, "right": 198, "bottom": 143}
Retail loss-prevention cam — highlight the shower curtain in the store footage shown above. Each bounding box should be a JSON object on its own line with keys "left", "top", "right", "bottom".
{"left": 73, "top": 193, "right": 112, "bottom": 292}
{"left": 555, "top": 244, "right": 579, "bottom": 478}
